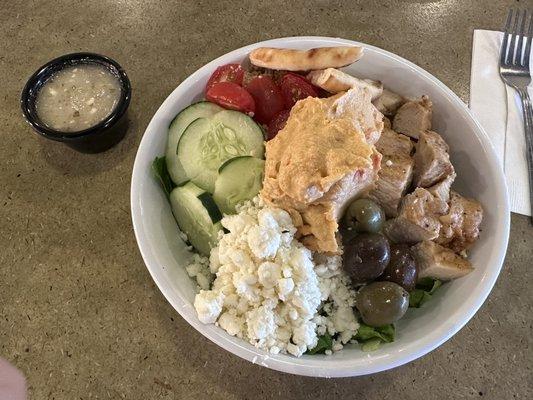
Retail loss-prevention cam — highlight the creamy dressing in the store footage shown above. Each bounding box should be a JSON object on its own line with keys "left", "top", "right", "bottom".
{"left": 35, "top": 63, "right": 121, "bottom": 132}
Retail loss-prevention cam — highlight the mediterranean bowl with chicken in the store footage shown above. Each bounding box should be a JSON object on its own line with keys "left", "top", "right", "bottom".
{"left": 131, "top": 37, "right": 509, "bottom": 377}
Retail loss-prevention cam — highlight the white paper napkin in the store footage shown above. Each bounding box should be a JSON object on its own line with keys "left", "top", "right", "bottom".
{"left": 470, "top": 29, "right": 532, "bottom": 216}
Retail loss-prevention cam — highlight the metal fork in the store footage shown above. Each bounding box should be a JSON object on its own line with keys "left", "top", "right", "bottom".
{"left": 499, "top": 9, "right": 533, "bottom": 222}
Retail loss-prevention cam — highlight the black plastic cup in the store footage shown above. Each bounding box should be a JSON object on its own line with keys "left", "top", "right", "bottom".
{"left": 21, "top": 53, "right": 131, "bottom": 154}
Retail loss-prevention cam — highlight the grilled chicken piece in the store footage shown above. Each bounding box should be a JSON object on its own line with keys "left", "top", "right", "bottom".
{"left": 261, "top": 88, "right": 383, "bottom": 253}
{"left": 427, "top": 172, "right": 456, "bottom": 203}
{"left": 413, "top": 130, "right": 455, "bottom": 188}
{"left": 368, "top": 128, "right": 415, "bottom": 217}
{"left": 384, "top": 188, "right": 448, "bottom": 244}
{"left": 412, "top": 241, "right": 474, "bottom": 280}
{"left": 437, "top": 191, "right": 483, "bottom": 252}
{"left": 375, "top": 127, "right": 414, "bottom": 158}
{"left": 392, "top": 95, "right": 432, "bottom": 139}
{"left": 368, "top": 156, "right": 414, "bottom": 217}
{"left": 373, "top": 88, "right": 407, "bottom": 117}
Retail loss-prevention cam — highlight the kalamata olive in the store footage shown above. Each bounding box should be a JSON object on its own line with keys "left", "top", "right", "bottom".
{"left": 343, "top": 233, "right": 390, "bottom": 284}
{"left": 344, "top": 198, "right": 385, "bottom": 233}
{"left": 355, "top": 281, "right": 410, "bottom": 327}
{"left": 339, "top": 225, "right": 358, "bottom": 246}
{"left": 381, "top": 244, "right": 418, "bottom": 291}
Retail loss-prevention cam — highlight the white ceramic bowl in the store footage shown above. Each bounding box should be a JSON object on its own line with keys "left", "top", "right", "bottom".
{"left": 131, "top": 37, "right": 510, "bottom": 377}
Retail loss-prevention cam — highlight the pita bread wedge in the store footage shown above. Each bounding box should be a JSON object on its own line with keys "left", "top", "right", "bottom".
{"left": 249, "top": 46, "right": 363, "bottom": 71}
{"left": 307, "top": 68, "right": 383, "bottom": 100}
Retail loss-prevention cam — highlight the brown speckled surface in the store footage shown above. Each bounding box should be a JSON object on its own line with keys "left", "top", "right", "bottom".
{"left": 1, "top": 0, "right": 532, "bottom": 399}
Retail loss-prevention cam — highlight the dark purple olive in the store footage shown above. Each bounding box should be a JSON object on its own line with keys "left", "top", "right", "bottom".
{"left": 343, "top": 233, "right": 390, "bottom": 284}
{"left": 381, "top": 244, "right": 418, "bottom": 291}
{"left": 355, "top": 281, "right": 410, "bottom": 327}
{"left": 339, "top": 225, "right": 358, "bottom": 246}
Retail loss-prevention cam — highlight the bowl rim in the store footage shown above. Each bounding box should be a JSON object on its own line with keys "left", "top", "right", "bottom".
{"left": 131, "top": 36, "right": 510, "bottom": 377}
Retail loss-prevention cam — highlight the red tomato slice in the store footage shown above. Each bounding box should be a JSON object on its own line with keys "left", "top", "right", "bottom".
{"left": 206, "top": 82, "right": 255, "bottom": 115}
{"left": 267, "top": 110, "right": 290, "bottom": 140}
{"left": 280, "top": 73, "right": 318, "bottom": 109}
{"left": 205, "top": 64, "right": 245, "bottom": 92}
{"left": 244, "top": 75, "right": 285, "bottom": 124}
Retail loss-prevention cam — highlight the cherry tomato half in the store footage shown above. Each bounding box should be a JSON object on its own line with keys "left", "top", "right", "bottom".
{"left": 244, "top": 75, "right": 285, "bottom": 124}
{"left": 280, "top": 73, "right": 318, "bottom": 109}
{"left": 205, "top": 64, "right": 245, "bottom": 92}
{"left": 267, "top": 110, "right": 290, "bottom": 140}
{"left": 206, "top": 82, "right": 255, "bottom": 115}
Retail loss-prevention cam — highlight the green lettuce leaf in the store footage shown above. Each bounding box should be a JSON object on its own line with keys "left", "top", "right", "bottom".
{"left": 416, "top": 277, "right": 442, "bottom": 292}
{"left": 354, "top": 323, "right": 395, "bottom": 351}
{"left": 409, "top": 278, "right": 443, "bottom": 308}
{"left": 360, "top": 337, "right": 383, "bottom": 352}
{"left": 152, "top": 156, "right": 175, "bottom": 198}
{"left": 306, "top": 332, "right": 333, "bottom": 355}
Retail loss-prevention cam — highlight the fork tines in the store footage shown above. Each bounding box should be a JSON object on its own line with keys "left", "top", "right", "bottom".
{"left": 500, "top": 9, "right": 533, "bottom": 67}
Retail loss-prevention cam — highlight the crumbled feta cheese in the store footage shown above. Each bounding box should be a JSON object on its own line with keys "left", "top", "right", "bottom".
{"left": 246, "top": 306, "right": 276, "bottom": 340}
{"left": 190, "top": 196, "right": 361, "bottom": 357}
{"left": 247, "top": 225, "right": 280, "bottom": 259}
{"left": 194, "top": 290, "right": 224, "bottom": 324}
{"left": 257, "top": 262, "right": 281, "bottom": 288}
{"left": 332, "top": 341, "right": 344, "bottom": 352}
{"left": 286, "top": 343, "right": 299, "bottom": 356}
{"left": 292, "top": 322, "right": 318, "bottom": 349}
{"left": 185, "top": 253, "right": 214, "bottom": 290}
{"left": 288, "top": 308, "right": 299, "bottom": 321}
{"left": 314, "top": 254, "right": 360, "bottom": 347}
{"left": 218, "top": 311, "right": 242, "bottom": 337}
{"left": 196, "top": 273, "right": 210, "bottom": 291}
{"left": 192, "top": 197, "right": 324, "bottom": 356}
{"left": 209, "top": 250, "right": 221, "bottom": 274}
{"left": 276, "top": 278, "right": 295, "bottom": 300}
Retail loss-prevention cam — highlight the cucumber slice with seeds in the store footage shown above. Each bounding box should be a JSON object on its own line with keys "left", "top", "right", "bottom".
{"left": 177, "top": 110, "right": 264, "bottom": 193}
{"left": 165, "top": 101, "right": 223, "bottom": 185}
{"left": 213, "top": 156, "right": 265, "bottom": 214}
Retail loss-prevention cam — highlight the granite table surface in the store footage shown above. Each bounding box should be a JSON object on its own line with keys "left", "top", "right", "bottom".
{"left": 1, "top": 0, "right": 531, "bottom": 399}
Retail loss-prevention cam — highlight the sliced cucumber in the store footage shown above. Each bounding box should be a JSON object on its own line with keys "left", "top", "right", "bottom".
{"left": 211, "top": 110, "right": 265, "bottom": 145}
{"left": 165, "top": 101, "right": 223, "bottom": 185}
{"left": 169, "top": 182, "right": 222, "bottom": 256}
{"left": 177, "top": 110, "right": 265, "bottom": 193}
{"left": 197, "top": 192, "right": 222, "bottom": 223}
{"left": 213, "top": 156, "right": 265, "bottom": 214}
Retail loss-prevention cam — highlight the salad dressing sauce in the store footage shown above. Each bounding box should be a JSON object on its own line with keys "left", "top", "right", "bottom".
{"left": 35, "top": 63, "right": 121, "bottom": 132}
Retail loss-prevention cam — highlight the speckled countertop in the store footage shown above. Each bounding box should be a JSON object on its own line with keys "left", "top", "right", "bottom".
{"left": 1, "top": 1, "right": 532, "bottom": 399}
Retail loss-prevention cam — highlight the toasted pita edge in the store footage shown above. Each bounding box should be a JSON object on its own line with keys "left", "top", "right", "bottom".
{"left": 249, "top": 46, "right": 363, "bottom": 71}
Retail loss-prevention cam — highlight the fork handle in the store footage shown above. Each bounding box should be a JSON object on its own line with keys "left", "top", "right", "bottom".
{"left": 517, "top": 89, "right": 533, "bottom": 224}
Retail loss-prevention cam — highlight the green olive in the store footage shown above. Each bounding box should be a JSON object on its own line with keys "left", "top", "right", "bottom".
{"left": 344, "top": 198, "right": 385, "bottom": 233}
{"left": 355, "top": 281, "right": 409, "bottom": 327}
